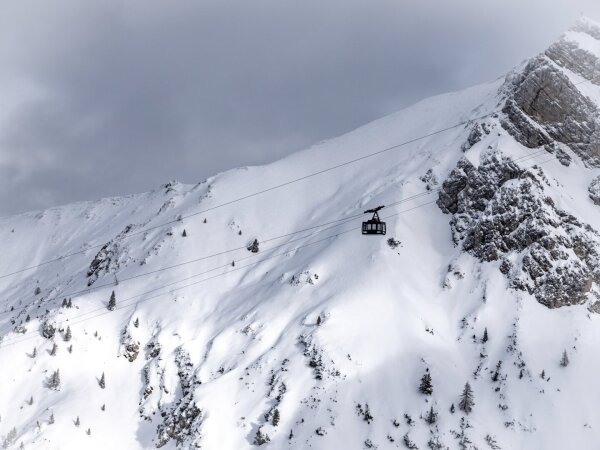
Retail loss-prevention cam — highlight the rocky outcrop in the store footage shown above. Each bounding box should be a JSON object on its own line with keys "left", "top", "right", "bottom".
{"left": 501, "top": 54, "right": 600, "bottom": 167}
{"left": 588, "top": 176, "right": 600, "bottom": 205}
{"left": 438, "top": 152, "right": 600, "bottom": 308}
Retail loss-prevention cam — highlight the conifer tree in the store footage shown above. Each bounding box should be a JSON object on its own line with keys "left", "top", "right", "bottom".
{"left": 134, "top": 317, "right": 139, "bottom": 328}
{"left": 419, "top": 370, "right": 433, "bottom": 395}
{"left": 288, "top": 429, "right": 294, "bottom": 440}
{"left": 560, "top": 350, "right": 569, "bottom": 367}
{"left": 25, "top": 315, "right": 30, "bottom": 322}
{"left": 47, "top": 369, "right": 61, "bottom": 390}
{"left": 99, "top": 372, "right": 106, "bottom": 389}
{"left": 68, "top": 345, "right": 73, "bottom": 354}
{"left": 238, "top": 230, "right": 242, "bottom": 235}
{"left": 86, "top": 428, "right": 91, "bottom": 436}
{"left": 34, "top": 286, "right": 41, "bottom": 295}
{"left": 67, "top": 298, "right": 73, "bottom": 308}
{"left": 101, "top": 404, "right": 106, "bottom": 411}
{"left": 50, "top": 342, "right": 58, "bottom": 356}
{"left": 458, "top": 382, "right": 475, "bottom": 414}
{"left": 49, "top": 412, "right": 55, "bottom": 425}
{"left": 64, "top": 326, "right": 72, "bottom": 342}
{"left": 32, "top": 347, "right": 37, "bottom": 358}
{"left": 28, "top": 396, "right": 33, "bottom": 406}
{"left": 272, "top": 408, "right": 280, "bottom": 426}
{"left": 203, "top": 218, "right": 207, "bottom": 223}
{"left": 425, "top": 406, "right": 437, "bottom": 425}
{"left": 62, "top": 298, "right": 68, "bottom": 308}
{"left": 182, "top": 229, "right": 187, "bottom": 237}
{"left": 482, "top": 327, "right": 489, "bottom": 343}
{"left": 316, "top": 316, "right": 322, "bottom": 326}
{"left": 74, "top": 417, "right": 80, "bottom": 427}
{"left": 450, "top": 403, "right": 455, "bottom": 413}
{"left": 107, "top": 291, "right": 116, "bottom": 311}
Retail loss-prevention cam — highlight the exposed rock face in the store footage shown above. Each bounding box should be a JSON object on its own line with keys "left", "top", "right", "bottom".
{"left": 87, "top": 224, "right": 134, "bottom": 286}
{"left": 588, "top": 176, "right": 600, "bottom": 205}
{"left": 501, "top": 55, "right": 600, "bottom": 166}
{"left": 500, "top": 18, "right": 600, "bottom": 168}
{"left": 438, "top": 152, "right": 600, "bottom": 308}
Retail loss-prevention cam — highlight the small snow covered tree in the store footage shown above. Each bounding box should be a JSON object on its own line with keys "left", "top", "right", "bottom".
{"left": 182, "top": 229, "right": 187, "bottom": 237}
{"left": 133, "top": 317, "right": 139, "bottom": 328}
{"left": 86, "top": 428, "right": 91, "bottom": 436}
{"left": 50, "top": 342, "right": 58, "bottom": 356}
{"left": 49, "top": 412, "right": 55, "bottom": 425}
{"left": 2, "top": 427, "right": 17, "bottom": 448}
{"left": 272, "top": 408, "right": 280, "bottom": 427}
{"left": 31, "top": 347, "right": 37, "bottom": 358}
{"left": 419, "top": 370, "right": 433, "bottom": 395}
{"left": 27, "top": 396, "right": 33, "bottom": 406}
{"left": 101, "top": 404, "right": 106, "bottom": 411}
{"left": 560, "top": 350, "right": 569, "bottom": 367}
{"left": 74, "top": 417, "right": 80, "bottom": 427}
{"left": 482, "top": 327, "right": 489, "bottom": 343}
{"left": 107, "top": 291, "right": 116, "bottom": 311}
{"left": 425, "top": 406, "right": 437, "bottom": 425}
{"left": 67, "top": 344, "right": 73, "bottom": 353}
{"left": 99, "top": 372, "right": 106, "bottom": 389}
{"left": 47, "top": 369, "right": 61, "bottom": 390}
{"left": 458, "top": 382, "right": 474, "bottom": 414}
{"left": 67, "top": 298, "right": 73, "bottom": 308}
{"left": 253, "top": 427, "right": 270, "bottom": 445}
{"left": 64, "top": 326, "right": 72, "bottom": 342}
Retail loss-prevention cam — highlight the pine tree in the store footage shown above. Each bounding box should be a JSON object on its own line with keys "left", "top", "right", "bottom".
{"left": 31, "top": 347, "right": 37, "bottom": 358}
{"left": 425, "top": 406, "right": 437, "bottom": 425}
{"left": 28, "top": 396, "right": 34, "bottom": 405}
{"left": 64, "top": 326, "right": 72, "bottom": 342}
{"left": 19, "top": 442, "right": 24, "bottom": 450}
{"left": 182, "top": 229, "right": 187, "bottom": 237}
{"left": 107, "top": 291, "right": 116, "bottom": 311}
{"left": 203, "top": 218, "right": 207, "bottom": 223}
{"left": 25, "top": 315, "right": 30, "bottom": 322}
{"left": 231, "top": 260, "right": 235, "bottom": 267}
{"left": 288, "top": 429, "right": 294, "bottom": 440}
{"left": 253, "top": 427, "right": 270, "bottom": 445}
{"left": 47, "top": 369, "right": 61, "bottom": 390}
{"left": 482, "top": 327, "right": 489, "bottom": 343}
{"left": 68, "top": 345, "right": 73, "bottom": 353}
{"left": 238, "top": 230, "right": 242, "bottom": 235}
{"left": 74, "top": 417, "right": 80, "bottom": 427}
{"left": 49, "top": 412, "right": 55, "bottom": 425}
{"left": 134, "top": 317, "right": 139, "bottom": 328}
{"left": 86, "top": 428, "right": 91, "bottom": 436}
{"left": 34, "top": 286, "right": 41, "bottom": 295}
{"left": 316, "top": 316, "right": 322, "bottom": 326}
{"left": 67, "top": 298, "right": 73, "bottom": 308}
{"left": 272, "top": 408, "right": 280, "bottom": 426}
{"left": 101, "top": 404, "right": 106, "bottom": 411}
{"left": 540, "top": 370, "right": 546, "bottom": 379}
{"left": 458, "top": 382, "right": 475, "bottom": 414}
{"left": 419, "top": 370, "right": 433, "bottom": 395}
{"left": 99, "top": 372, "right": 106, "bottom": 389}
{"left": 450, "top": 403, "right": 455, "bottom": 413}
{"left": 50, "top": 342, "right": 58, "bottom": 356}
{"left": 491, "top": 360, "right": 502, "bottom": 382}
{"left": 62, "top": 298, "right": 68, "bottom": 307}
{"left": 560, "top": 350, "right": 569, "bottom": 367}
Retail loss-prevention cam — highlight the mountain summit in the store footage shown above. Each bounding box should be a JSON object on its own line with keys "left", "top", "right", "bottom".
{"left": 1, "top": 19, "right": 600, "bottom": 450}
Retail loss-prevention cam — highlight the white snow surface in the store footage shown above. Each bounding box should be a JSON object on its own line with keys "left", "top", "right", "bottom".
{"left": 2, "top": 23, "right": 600, "bottom": 450}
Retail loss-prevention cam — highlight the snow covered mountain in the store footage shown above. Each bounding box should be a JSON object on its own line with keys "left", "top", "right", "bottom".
{"left": 2, "top": 17, "right": 600, "bottom": 450}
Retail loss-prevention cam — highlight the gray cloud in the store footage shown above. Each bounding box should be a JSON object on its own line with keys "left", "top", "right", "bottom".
{"left": 1, "top": 0, "right": 600, "bottom": 216}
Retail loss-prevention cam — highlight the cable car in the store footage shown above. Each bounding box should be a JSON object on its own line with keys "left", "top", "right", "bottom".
{"left": 362, "top": 205, "right": 386, "bottom": 235}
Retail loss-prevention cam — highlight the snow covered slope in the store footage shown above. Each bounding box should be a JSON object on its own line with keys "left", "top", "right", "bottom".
{"left": 2, "top": 18, "right": 600, "bottom": 450}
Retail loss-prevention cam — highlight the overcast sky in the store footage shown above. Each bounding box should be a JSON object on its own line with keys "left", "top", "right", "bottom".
{"left": 1, "top": 0, "right": 599, "bottom": 217}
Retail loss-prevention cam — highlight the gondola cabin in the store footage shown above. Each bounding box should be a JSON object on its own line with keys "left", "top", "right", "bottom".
{"left": 362, "top": 205, "right": 386, "bottom": 235}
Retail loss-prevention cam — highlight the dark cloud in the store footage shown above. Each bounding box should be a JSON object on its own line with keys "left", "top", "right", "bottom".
{"left": 1, "top": 0, "right": 599, "bottom": 216}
